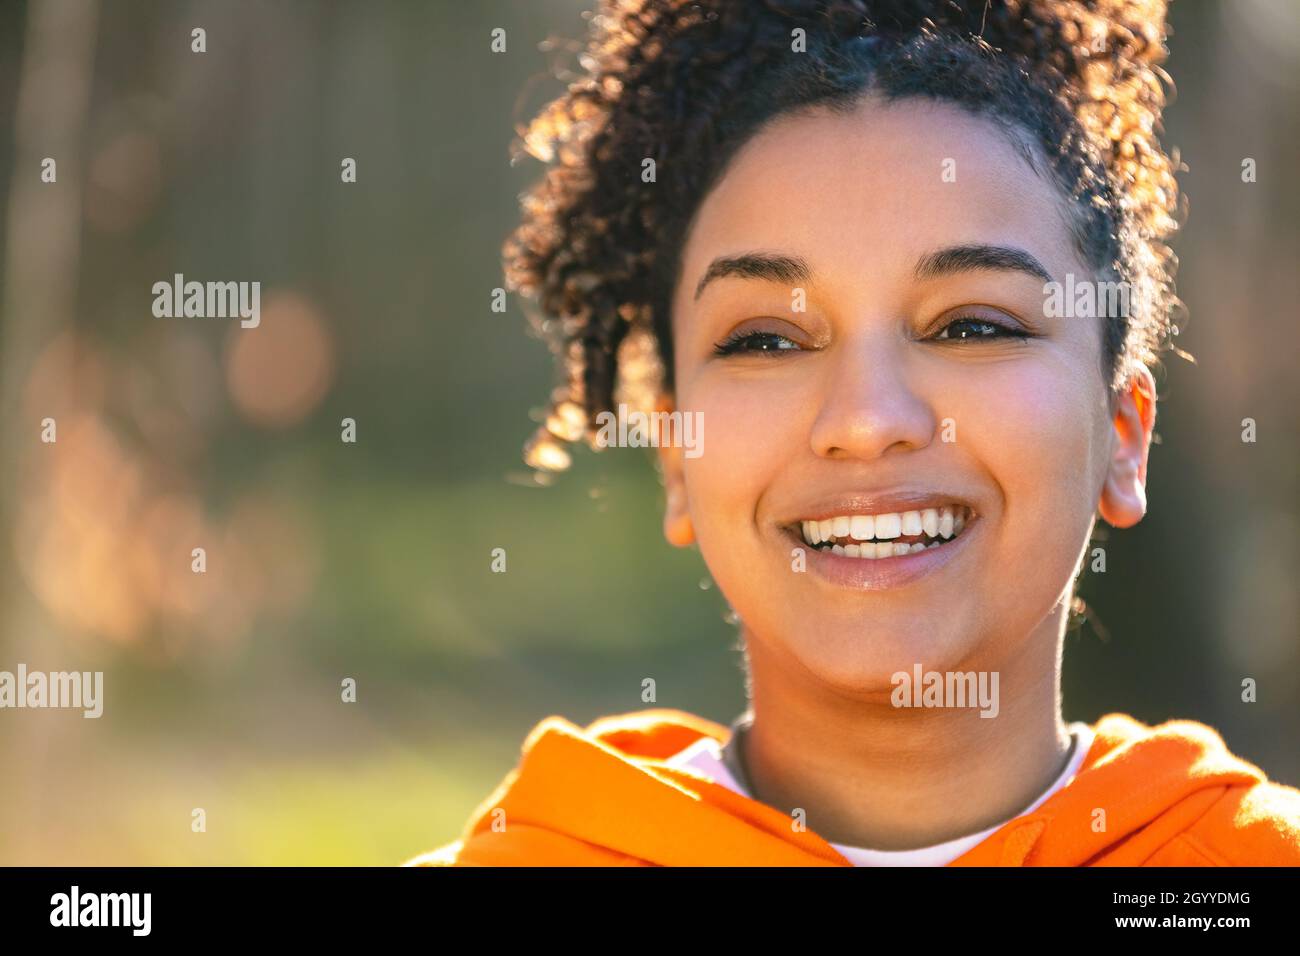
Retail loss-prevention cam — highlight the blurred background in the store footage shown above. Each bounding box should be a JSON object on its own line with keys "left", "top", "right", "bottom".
{"left": 0, "top": 0, "right": 1295, "bottom": 865}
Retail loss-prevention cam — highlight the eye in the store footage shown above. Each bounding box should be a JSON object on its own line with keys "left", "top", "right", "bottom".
{"left": 932, "top": 315, "right": 1029, "bottom": 341}
{"left": 713, "top": 330, "right": 803, "bottom": 356}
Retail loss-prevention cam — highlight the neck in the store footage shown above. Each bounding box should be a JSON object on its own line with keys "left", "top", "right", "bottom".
{"left": 736, "top": 612, "right": 1071, "bottom": 850}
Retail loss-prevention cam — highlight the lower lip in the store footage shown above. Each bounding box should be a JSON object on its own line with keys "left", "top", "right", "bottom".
{"left": 785, "top": 520, "right": 979, "bottom": 591}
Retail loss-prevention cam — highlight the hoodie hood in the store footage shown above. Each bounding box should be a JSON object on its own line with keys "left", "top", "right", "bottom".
{"left": 412, "top": 709, "right": 1293, "bottom": 867}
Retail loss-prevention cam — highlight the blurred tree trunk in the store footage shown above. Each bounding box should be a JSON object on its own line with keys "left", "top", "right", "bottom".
{"left": 0, "top": 0, "right": 100, "bottom": 863}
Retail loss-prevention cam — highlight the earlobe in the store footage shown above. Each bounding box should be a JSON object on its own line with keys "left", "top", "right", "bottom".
{"left": 663, "top": 480, "right": 696, "bottom": 547}
{"left": 1098, "top": 366, "right": 1157, "bottom": 529}
{"left": 656, "top": 400, "right": 696, "bottom": 547}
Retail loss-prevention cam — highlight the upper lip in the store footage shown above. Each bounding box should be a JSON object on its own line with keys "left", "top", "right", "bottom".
{"left": 778, "top": 488, "right": 980, "bottom": 525}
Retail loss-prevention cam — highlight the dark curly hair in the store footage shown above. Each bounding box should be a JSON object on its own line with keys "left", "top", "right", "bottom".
{"left": 506, "top": 0, "right": 1182, "bottom": 471}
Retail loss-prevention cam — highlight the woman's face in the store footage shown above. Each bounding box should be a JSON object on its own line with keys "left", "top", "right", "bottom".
{"left": 661, "top": 97, "right": 1153, "bottom": 690}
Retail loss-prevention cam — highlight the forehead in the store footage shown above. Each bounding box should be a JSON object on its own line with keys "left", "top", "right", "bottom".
{"left": 675, "top": 97, "right": 1080, "bottom": 303}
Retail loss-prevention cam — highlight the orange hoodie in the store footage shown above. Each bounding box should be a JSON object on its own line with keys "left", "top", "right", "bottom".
{"left": 407, "top": 709, "right": 1300, "bottom": 867}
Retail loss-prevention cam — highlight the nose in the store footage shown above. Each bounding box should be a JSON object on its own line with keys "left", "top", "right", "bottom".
{"left": 808, "top": 336, "right": 937, "bottom": 461}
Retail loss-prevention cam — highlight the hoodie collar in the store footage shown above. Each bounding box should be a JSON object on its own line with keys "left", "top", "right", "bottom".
{"left": 470, "top": 710, "right": 848, "bottom": 866}
{"left": 952, "top": 713, "right": 1265, "bottom": 865}
{"left": 468, "top": 709, "right": 1264, "bottom": 867}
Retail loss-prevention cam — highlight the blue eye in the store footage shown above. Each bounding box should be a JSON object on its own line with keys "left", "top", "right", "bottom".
{"left": 713, "top": 330, "right": 802, "bottom": 355}
{"left": 935, "top": 317, "right": 1028, "bottom": 341}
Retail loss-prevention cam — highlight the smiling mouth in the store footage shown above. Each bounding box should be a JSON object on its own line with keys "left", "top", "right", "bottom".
{"left": 795, "top": 505, "right": 974, "bottom": 559}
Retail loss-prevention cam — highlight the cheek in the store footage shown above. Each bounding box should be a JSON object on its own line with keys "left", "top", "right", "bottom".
{"left": 945, "top": 352, "right": 1108, "bottom": 561}
{"left": 676, "top": 371, "right": 807, "bottom": 543}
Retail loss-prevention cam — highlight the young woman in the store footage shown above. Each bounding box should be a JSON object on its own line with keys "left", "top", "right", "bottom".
{"left": 410, "top": 0, "right": 1300, "bottom": 866}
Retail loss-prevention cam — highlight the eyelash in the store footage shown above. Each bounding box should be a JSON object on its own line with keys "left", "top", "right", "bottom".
{"left": 932, "top": 315, "right": 1030, "bottom": 342}
{"left": 712, "top": 315, "right": 1029, "bottom": 355}
{"left": 712, "top": 330, "right": 803, "bottom": 355}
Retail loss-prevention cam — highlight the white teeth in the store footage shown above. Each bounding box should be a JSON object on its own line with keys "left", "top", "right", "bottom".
{"left": 796, "top": 505, "right": 973, "bottom": 554}
{"left": 874, "top": 513, "right": 902, "bottom": 539}
{"left": 938, "top": 507, "right": 954, "bottom": 539}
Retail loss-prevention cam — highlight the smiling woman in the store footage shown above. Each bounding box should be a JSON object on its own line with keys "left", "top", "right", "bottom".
{"left": 409, "top": 0, "right": 1300, "bottom": 867}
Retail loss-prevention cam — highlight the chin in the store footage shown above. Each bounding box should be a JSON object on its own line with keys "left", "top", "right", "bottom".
{"left": 777, "top": 612, "right": 984, "bottom": 695}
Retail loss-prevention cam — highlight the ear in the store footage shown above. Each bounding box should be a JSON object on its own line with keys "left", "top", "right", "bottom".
{"left": 655, "top": 395, "right": 695, "bottom": 547}
{"left": 1098, "top": 365, "right": 1157, "bottom": 529}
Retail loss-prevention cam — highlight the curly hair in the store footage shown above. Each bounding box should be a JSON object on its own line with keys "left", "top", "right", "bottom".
{"left": 505, "top": 0, "right": 1181, "bottom": 472}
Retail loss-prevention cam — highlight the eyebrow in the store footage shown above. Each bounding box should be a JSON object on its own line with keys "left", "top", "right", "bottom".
{"left": 913, "top": 244, "right": 1053, "bottom": 284}
{"left": 692, "top": 243, "right": 1052, "bottom": 301}
{"left": 693, "top": 252, "right": 812, "bottom": 301}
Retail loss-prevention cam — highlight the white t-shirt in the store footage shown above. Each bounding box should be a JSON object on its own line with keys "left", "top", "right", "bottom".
{"left": 663, "top": 719, "right": 1095, "bottom": 866}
